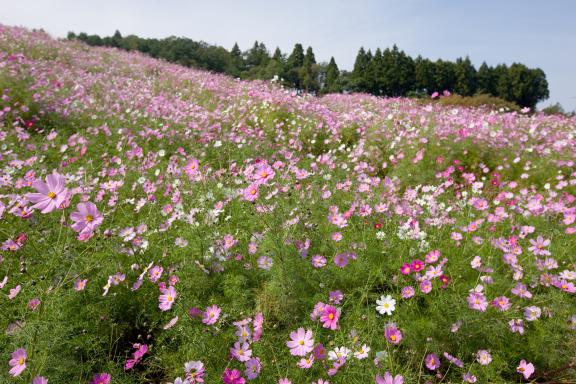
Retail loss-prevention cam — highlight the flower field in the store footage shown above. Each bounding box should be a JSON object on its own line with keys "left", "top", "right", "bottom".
{"left": 0, "top": 25, "right": 575, "bottom": 383}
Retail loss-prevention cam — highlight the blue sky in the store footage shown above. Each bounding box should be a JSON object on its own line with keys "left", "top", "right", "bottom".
{"left": 1, "top": 0, "right": 574, "bottom": 110}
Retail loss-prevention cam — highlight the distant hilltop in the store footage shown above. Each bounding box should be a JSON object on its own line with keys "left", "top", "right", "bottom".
{"left": 68, "top": 30, "right": 549, "bottom": 109}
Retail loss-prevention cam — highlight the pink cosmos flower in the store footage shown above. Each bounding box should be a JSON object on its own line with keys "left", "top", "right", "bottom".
{"left": 287, "top": 328, "right": 314, "bottom": 356}
{"left": 70, "top": 202, "right": 103, "bottom": 235}
{"left": 375, "top": 372, "right": 404, "bottom": 384}
{"left": 467, "top": 291, "right": 488, "bottom": 312}
{"left": 320, "top": 305, "right": 339, "bottom": 330}
{"left": 223, "top": 234, "right": 237, "bottom": 250}
{"left": 517, "top": 360, "right": 535, "bottom": 380}
{"left": 243, "top": 183, "right": 259, "bottom": 202}
{"left": 384, "top": 324, "right": 402, "bottom": 344}
{"left": 8, "top": 348, "right": 26, "bottom": 377}
{"left": 411, "top": 259, "right": 424, "bottom": 272}
{"left": 25, "top": 171, "right": 68, "bottom": 213}
{"left": 8, "top": 284, "right": 21, "bottom": 300}
{"left": 222, "top": 368, "right": 245, "bottom": 384}
{"left": 244, "top": 357, "right": 262, "bottom": 379}
{"left": 400, "top": 263, "right": 411, "bottom": 275}
{"left": 202, "top": 305, "right": 221, "bottom": 325}
{"left": 90, "top": 373, "right": 111, "bottom": 384}
{"left": 230, "top": 341, "right": 252, "bottom": 362}
{"left": 425, "top": 353, "right": 440, "bottom": 370}
{"left": 509, "top": 319, "right": 525, "bottom": 334}
{"left": 491, "top": 296, "right": 511, "bottom": 311}
{"left": 476, "top": 349, "right": 492, "bottom": 366}
{"left": 333, "top": 253, "right": 348, "bottom": 268}
{"left": 125, "top": 343, "right": 148, "bottom": 371}
{"left": 32, "top": 376, "right": 48, "bottom": 384}
{"left": 184, "top": 158, "right": 200, "bottom": 178}
{"left": 158, "top": 285, "right": 177, "bottom": 311}
{"left": 74, "top": 278, "right": 88, "bottom": 291}
{"left": 184, "top": 360, "right": 205, "bottom": 383}
{"left": 148, "top": 265, "right": 163, "bottom": 282}
{"left": 401, "top": 286, "right": 415, "bottom": 299}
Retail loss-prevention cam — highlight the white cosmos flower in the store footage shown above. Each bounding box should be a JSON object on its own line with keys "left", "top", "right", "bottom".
{"left": 376, "top": 295, "right": 396, "bottom": 316}
{"left": 328, "top": 346, "right": 351, "bottom": 361}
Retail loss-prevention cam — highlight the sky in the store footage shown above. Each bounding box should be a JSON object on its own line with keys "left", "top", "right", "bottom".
{"left": 1, "top": 0, "right": 575, "bottom": 111}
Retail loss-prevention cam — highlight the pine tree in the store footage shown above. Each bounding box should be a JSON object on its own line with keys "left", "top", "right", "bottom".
{"left": 323, "top": 57, "right": 340, "bottom": 94}
{"left": 286, "top": 43, "right": 305, "bottom": 89}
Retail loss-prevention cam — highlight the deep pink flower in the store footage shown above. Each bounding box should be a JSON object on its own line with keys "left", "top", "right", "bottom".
{"left": 90, "top": 373, "right": 111, "bottom": 384}
{"left": 222, "top": 368, "right": 245, "bottom": 384}
{"left": 320, "top": 305, "right": 339, "bottom": 330}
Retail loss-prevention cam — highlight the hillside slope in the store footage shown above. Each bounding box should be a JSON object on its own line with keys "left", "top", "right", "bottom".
{"left": 0, "top": 25, "right": 575, "bottom": 383}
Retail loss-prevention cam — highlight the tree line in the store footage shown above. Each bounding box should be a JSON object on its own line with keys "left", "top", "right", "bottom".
{"left": 67, "top": 30, "right": 549, "bottom": 109}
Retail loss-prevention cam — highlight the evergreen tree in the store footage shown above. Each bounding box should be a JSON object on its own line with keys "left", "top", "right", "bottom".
{"left": 286, "top": 43, "right": 305, "bottom": 89}
{"left": 454, "top": 56, "right": 477, "bottom": 96}
{"left": 300, "top": 47, "right": 319, "bottom": 93}
{"left": 229, "top": 42, "right": 245, "bottom": 77}
{"left": 476, "top": 62, "right": 496, "bottom": 95}
{"left": 322, "top": 57, "right": 340, "bottom": 94}
{"left": 351, "top": 47, "right": 371, "bottom": 92}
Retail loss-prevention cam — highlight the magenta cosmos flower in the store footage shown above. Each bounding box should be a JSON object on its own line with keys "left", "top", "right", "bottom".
{"left": 70, "top": 202, "right": 103, "bottom": 235}
{"left": 158, "top": 286, "right": 177, "bottom": 311}
{"left": 222, "top": 368, "right": 245, "bottom": 384}
{"left": 384, "top": 324, "right": 402, "bottom": 344}
{"left": 90, "top": 372, "right": 111, "bottom": 384}
{"left": 517, "top": 360, "right": 535, "bottom": 380}
{"left": 287, "top": 328, "right": 314, "bottom": 356}
{"left": 202, "top": 304, "right": 221, "bottom": 325}
{"left": 375, "top": 372, "right": 404, "bottom": 384}
{"left": 320, "top": 305, "right": 339, "bottom": 330}
{"left": 8, "top": 348, "right": 26, "bottom": 377}
{"left": 25, "top": 172, "right": 69, "bottom": 213}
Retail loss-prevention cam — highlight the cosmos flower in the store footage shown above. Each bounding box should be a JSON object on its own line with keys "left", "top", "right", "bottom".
{"left": 158, "top": 285, "right": 177, "bottom": 311}
{"left": 25, "top": 171, "right": 69, "bottom": 213}
{"left": 202, "top": 305, "right": 221, "bottom": 325}
{"left": 287, "top": 328, "right": 314, "bottom": 356}
{"left": 70, "top": 202, "right": 103, "bottom": 235}
{"left": 8, "top": 348, "right": 26, "bottom": 377}
{"left": 90, "top": 373, "right": 111, "bottom": 384}
{"left": 517, "top": 360, "right": 535, "bottom": 380}
{"left": 320, "top": 305, "right": 339, "bottom": 330}
{"left": 376, "top": 295, "right": 396, "bottom": 315}
{"left": 375, "top": 372, "right": 404, "bottom": 384}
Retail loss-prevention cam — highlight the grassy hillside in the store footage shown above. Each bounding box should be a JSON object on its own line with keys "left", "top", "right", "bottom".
{"left": 0, "top": 25, "right": 575, "bottom": 383}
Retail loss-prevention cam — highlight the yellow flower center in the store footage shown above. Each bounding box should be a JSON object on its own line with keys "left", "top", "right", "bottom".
{"left": 328, "top": 313, "right": 334, "bottom": 320}
{"left": 48, "top": 191, "right": 56, "bottom": 198}
{"left": 390, "top": 335, "right": 396, "bottom": 341}
{"left": 299, "top": 340, "right": 305, "bottom": 345}
{"left": 167, "top": 295, "right": 173, "bottom": 302}
{"left": 18, "top": 358, "right": 25, "bottom": 365}
{"left": 85, "top": 215, "right": 93, "bottom": 222}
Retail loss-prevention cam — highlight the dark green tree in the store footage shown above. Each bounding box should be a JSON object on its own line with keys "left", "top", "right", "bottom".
{"left": 454, "top": 56, "right": 477, "bottom": 96}
{"left": 322, "top": 57, "right": 340, "bottom": 94}
{"left": 286, "top": 43, "right": 305, "bottom": 89}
